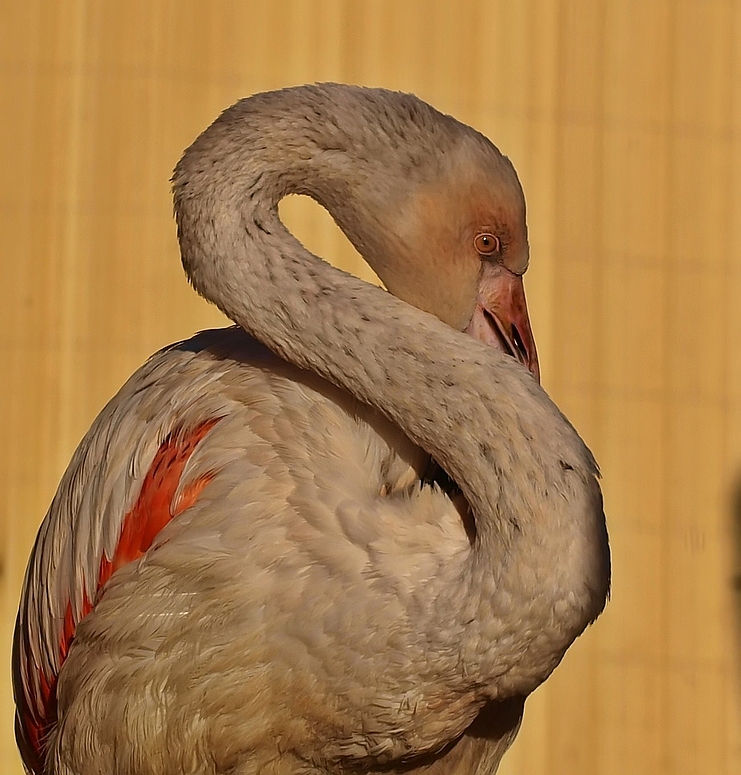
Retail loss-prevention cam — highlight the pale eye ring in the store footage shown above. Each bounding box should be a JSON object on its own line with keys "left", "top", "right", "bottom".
{"left": 474, "top": 232, "right": 501, "bottom": 256}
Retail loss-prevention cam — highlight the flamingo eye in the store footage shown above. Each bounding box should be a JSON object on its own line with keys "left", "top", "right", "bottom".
{"left": 474, "top": 233, "right": 501, "bottom": 257}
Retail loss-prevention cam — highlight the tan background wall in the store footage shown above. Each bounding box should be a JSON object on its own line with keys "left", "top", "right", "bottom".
{"left": 2, "top": 1, "right": 739, "bottom": 773}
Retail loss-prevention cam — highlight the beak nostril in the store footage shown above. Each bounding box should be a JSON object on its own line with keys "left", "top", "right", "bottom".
{"left": 511, "top": 325, "right": 528, "bottom": 364}
{"left": 482, "top": 308, "right": 513, "bottom": 357}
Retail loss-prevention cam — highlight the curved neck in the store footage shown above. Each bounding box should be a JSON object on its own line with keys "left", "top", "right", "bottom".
{"left": 173, "top": 90, "right": 609, "bottom": 694}
{"left": 174, "top": 102, "right": 537, "bottom": 539}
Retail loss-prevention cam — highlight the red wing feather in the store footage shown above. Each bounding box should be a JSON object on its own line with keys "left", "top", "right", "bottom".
{"left": 15, "top": 418, "right": 220, "bottom": 774}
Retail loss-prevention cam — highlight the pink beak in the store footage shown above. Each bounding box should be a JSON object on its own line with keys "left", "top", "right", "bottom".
{"left": 465, "top": 263, "right": 540, "bottom": 383}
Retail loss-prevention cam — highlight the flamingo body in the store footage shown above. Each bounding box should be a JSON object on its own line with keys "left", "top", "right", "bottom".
{"left": 13, "top": 85, "right": 610, "bottom": 775}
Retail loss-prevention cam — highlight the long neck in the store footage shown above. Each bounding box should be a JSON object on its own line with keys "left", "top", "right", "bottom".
{"left": 173, "top": 90, "right": 609, "bottom": 694}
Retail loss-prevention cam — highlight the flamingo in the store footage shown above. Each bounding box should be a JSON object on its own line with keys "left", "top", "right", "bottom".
{"left": 13, "top": 84, "right": 610, "bottom": 775}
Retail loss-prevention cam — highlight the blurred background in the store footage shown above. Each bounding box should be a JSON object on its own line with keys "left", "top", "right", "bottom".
{"left": 1, "top": 1, "right": 739, "bottom": 773}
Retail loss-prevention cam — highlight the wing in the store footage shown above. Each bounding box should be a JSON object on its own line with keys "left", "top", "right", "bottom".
{"left": 12, "top": 329, "right": 254, "bottom": 773}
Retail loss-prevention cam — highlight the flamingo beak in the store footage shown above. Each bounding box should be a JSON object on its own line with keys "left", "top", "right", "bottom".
{"left": 465, "top": 263, "right": 540, "bottom": 383}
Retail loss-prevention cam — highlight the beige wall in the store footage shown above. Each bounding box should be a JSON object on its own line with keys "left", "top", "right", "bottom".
{"left": 2, "top": 1, "right": 739, "bottom": 773}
